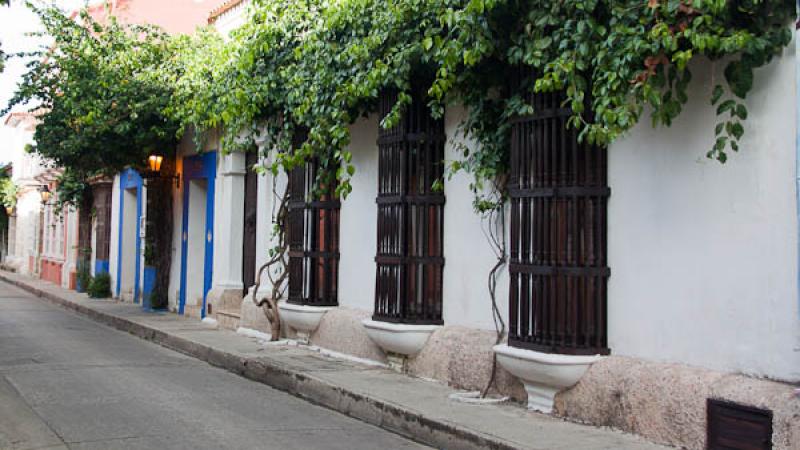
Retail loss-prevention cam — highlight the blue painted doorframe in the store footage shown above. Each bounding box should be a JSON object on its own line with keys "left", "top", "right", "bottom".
{"left": 115, "top": 169, "right": 143, "bottom": 303}
{"left": 178, "top": 151, "right": 217, "bottom": 318}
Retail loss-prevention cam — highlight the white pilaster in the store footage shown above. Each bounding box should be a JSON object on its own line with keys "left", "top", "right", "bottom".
{"left": 213, "top": 151, "right": 246, "bottom": 291}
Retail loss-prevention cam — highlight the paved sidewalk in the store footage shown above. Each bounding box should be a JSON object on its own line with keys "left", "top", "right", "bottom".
{"left": 0, "top": 271, "right": 670, "bottom": 450}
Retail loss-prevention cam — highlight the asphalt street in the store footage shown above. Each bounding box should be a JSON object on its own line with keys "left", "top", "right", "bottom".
{"left": 0, "top": 279, "right": 430, "bottom": 450}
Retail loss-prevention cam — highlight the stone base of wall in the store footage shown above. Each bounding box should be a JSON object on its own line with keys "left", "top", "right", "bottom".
{"left": 310, "top": 307, "right": 386, "bottom": 363}
{"left": 239, "top": 296, "right": 274, "bottom": 335}
{"left": 556, "top": 356, "right": 800, "bottom": 449}
{"left": 409, "top": 325, "right": 526, "bottom": 400}
{"left": 235, "top": 303, "right": 799, "bottom": 449}
{"left": 183, "top": 297, "right": 204, "bottom": 319}
{"left": 0, "top": 258, "right": 20, "bottom": 273}
{"left": 277, "top": 306, "right": 523, "bottom": 399}
{"left": 207, "top": 286, "right": 244, "bottom": 330}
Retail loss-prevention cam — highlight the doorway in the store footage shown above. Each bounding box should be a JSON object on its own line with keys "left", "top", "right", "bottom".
{"left": 178, "top": 152, "right": 217, "bottom": 318}
{"left": 115, "top": 169, "right": 142, "bottom": 302}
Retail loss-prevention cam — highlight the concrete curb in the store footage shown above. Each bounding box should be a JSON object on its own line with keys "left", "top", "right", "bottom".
{"left": 1, "top": 273, "right": 518, "bottom": 450}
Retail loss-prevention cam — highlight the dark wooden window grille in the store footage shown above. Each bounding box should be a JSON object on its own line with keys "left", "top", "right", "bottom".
{"left": 92, "top": 181, "right": 113, "bottom": 264}
{"left": 707, "top": 399, "right": 773, "bottom": 450}
{"left": 374, "top": 88, "right": 445, "bottom": 325}
{"left": 287, "top": 130, "right": 341, "bottom": 307}
{"left": 77, "top": 194, "right": 93, "bottom": 269}
{"left": 242, "top": 151, "right": 258, "bottom": 295}
{"left": 508, "top": 86, "right": 610, "bottom": 355}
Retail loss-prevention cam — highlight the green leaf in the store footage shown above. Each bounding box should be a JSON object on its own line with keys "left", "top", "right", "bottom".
{"left": 735, "top": 104, "right": 748, "bottom": 120}
{"left": 730, "top": 122, "right": 744, "bottom": 140}
{"left": 724, "top": 61, "right": 754, "bottom": 99}
{"left": 711, "top": 85, "right": 724, "bottom": 105}
{"left": 716, "top": 100, "right": 736, "bottom": 115}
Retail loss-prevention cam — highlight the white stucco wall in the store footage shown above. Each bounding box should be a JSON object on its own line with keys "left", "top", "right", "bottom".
{"left": 167, "top": 155, "right": 184, "bottom": 312}
{"left": 13, "top": 190, "right": 41, "bottom": 276}
{"left": 63, "top": 208, "right": 79, "bottom": 289}
{"left": 253, "top": 162, "right": 287, "bottom": 295}
{"left": 90, "top": 211, "right": 97, "bottom": 276}
{"left": 119, "top": 188, "right": 138, "bottom": 299}
{"left": 253, "top": 158, "right": 272, "bottom": 292}
{"left": 212, "top": 0, "right": 249, "bottom": 38}
{"left": 108, "top": 175, "right": 121, "bottom": 296}
{"left": 186, "top": 179, "right": 208, "bottom": 307}
{"left": 441, "top": 107, "right": 511, "bottom": 330}
{"left": 338, "top": 116, "right": 380, "bottom": 312}
{"left": 252, "top": 130, "right": 301, "bottom": 297}
{"left": 3, "top": 115, "right": 45, "bottom": 273}
{"left": 607, "top": 48, "right": 800, "bottom": 382}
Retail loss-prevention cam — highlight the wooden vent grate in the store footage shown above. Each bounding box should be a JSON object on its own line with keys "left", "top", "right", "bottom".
{"left": 707, "top": 399, "right": 773, "bottom": 450}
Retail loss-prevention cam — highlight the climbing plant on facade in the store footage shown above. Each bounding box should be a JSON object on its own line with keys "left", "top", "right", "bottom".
{"left": 437, "top": 0, "right": 795, "bottom": 208}
{"left": 0, "top": 0, "right": 8, "bottom": 72}
{"left": 0, "top": 169, "right": 16, "bottom": 214}
{"left": 3, "top": 1, "right": 792, "bottom": 208}
{"left": 168, "top": 0, "right": 794, "bottom": 213}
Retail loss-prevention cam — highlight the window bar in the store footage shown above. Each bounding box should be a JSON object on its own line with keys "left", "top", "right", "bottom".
{"left": 508, "top": 71, "right": 609, "bottom": 354}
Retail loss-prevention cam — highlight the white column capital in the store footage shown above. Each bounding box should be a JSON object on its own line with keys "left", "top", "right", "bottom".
{"left": 220, "top": 152, "right": 247, "bottom": 177}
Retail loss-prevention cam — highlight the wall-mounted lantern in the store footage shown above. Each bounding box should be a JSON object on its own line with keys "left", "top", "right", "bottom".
{"left": 146, "top": 154, "right": 180, "bottom": 188}
{"left": 39, "top": 185, "right": 52, "bottom": 204}
{"left": 148, "top": 154, "right": 164, "bottom": 173}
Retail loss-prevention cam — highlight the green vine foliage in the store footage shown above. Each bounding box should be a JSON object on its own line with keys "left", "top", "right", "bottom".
{"left": 167, "top": 0, "right": 793, "bottom": 213}
{"left": 0, "top": 0, "right": 8, "bottom": 72}
{"left": 53, "top": 169, "right": 89, "bottom": 213}
{"left": 9, "top": 1, "right": 795, "bottom": 212}
{"left": 0, "top": 164, "right": 11, "bottom": 230}
{"left": 4, "top": 4, "right": 184, "bottom": 207}
{"left": 0, "top": 176, "right": 17, "bottom": 210}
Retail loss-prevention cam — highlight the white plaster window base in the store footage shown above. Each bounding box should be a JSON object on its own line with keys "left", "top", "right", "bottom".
{"left": 277, "top": 301, "right": 334, "bottom": 337}
{"left": 360, "top": 319, "right": 440, "bottom": 357}
{"left": 493, "top": 344, "right": 601, "bottom": 414}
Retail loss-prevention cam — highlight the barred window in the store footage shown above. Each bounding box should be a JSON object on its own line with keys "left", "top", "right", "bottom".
{"left": 287, "top": 130, "right": 341, "bottom": 307}
{"left": 242, "top": 151, "right": 258, "bottom": 295}
{"left": 508, "top": 85, "right": 610, "bottom": 355}
{"left": 374, "top": 88, "right": 445, "bottom": 325}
